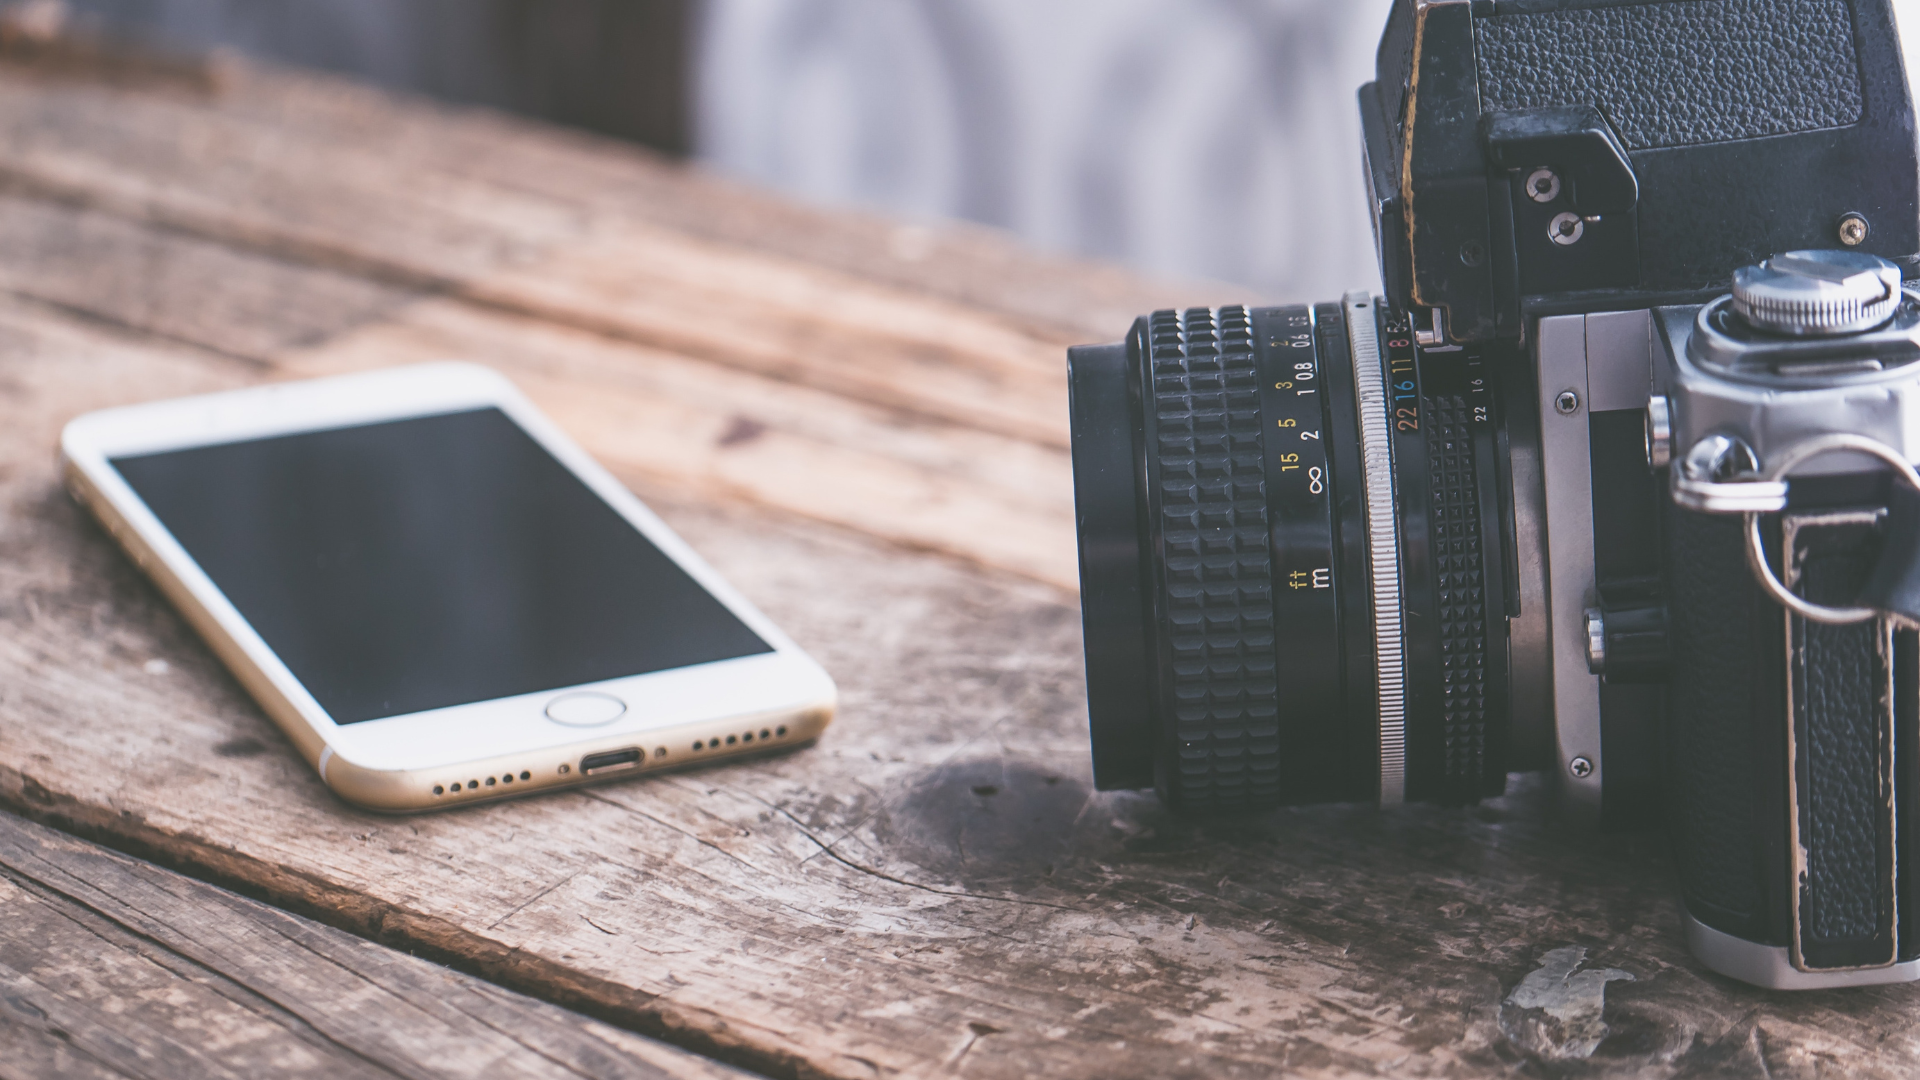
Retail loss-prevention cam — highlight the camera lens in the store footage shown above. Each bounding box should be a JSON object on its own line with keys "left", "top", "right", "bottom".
{"left": 1069, "top": 299, "right": 1513, "bottom": 812}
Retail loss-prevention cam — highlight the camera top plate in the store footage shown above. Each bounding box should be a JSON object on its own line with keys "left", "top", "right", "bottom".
{"left": 1687, "top": 292, "right": 1920, "bottom": 389}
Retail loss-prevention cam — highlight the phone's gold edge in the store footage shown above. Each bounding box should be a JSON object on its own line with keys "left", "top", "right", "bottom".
{"left": 326, "top": 703, "right": 835, "bottom": 814}
{"left": 61, "top": 454, "right": 838, "bottom": 815}
{"left": 63, "top": 453, "right": 333, "bottom": 772}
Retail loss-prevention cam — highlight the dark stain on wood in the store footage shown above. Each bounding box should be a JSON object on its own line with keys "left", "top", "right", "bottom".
{"left": 213, "top": 737, "right": 272, "bottom": 758}
{"left": 716, "top": 415, "right": 768, "bottom": 448}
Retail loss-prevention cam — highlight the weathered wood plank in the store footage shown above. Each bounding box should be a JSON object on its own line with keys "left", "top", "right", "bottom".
{"left": 0, "top": 39, "right": 1237, "bottom": 587}
{"left": 281, "top": 299, "right": 1079, "bottom": 589}
{"left": 0, "top": 190, "right": 417, "bottom": 360}
{"left": 0, "top": 808, "right": 754, "bottom": 1080}
{"left": 0, "top": 71, "right": 1097, "bottom": 585}
{"left": 458, "top": 218, "right": 1076, "bottom": 447}
{"left": 0, "top": 189, "right": 1079, "bottom": 588}
{"left": 0, "top": 51, "right": 1248, "bottom": 440}
{"left": 1, "top": 43, "right": 1918, "bottom": 1080}
{"left": 4, "top": 299, "right": 1920, "bottom": 1078}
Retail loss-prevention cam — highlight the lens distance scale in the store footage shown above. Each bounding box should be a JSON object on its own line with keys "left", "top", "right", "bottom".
{"left": 1253, "top": 306, "right": 1344, "bottom": 800}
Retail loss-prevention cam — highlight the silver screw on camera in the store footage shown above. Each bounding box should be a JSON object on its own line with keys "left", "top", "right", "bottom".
{"left": 1549, "top": 212, "right": 1585, "bottom": 246}
{"left": 1526, "top": 168, "right": 1561, "bottom": 204}
{"left": 1555, "top": 389, "right": 1581, "bottom": 415}
{"left": 1838, "top": 213, "right": 1871, "bottom": 247}
{"left": 1671, "top": 434, "right": 1785, "bottom": 514}
{"left": 1569, "top": 756, "right": 1595, "bottom": 779}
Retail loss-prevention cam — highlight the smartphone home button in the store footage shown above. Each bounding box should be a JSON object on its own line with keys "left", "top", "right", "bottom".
{"left": 544, "top": 692, "right": 627, "bottom": 727}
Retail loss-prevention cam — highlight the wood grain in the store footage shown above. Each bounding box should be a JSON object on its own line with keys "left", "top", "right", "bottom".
{"left": 0, "top": 102, "right": 1101, "bottom": 586}
{"left": 281, "top": 299, "right": 1081, "bottom": 588}
{"left": 5, "top": 299, "right": 1920, "bottom": 1078}
{"left": 0, "top": 43, "right": 1915, "bottom": 1080}
{"left": 0, "top": 808, "right": 753, "bottom": 1080}
{"left": 0, "top": 50, "right": 1243, "bottom": 415}
{"left": 0, "top": 190, "right": 1082, "bottom": 589}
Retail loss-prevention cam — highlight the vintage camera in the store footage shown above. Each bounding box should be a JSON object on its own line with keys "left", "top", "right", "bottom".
{"left": 1067, "top": 0, "right": 1920, "bottom": 989}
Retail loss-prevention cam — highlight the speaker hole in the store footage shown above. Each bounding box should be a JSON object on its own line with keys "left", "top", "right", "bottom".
{"left": 501, "top": 774, "right": 512, "bottom": 784}
{"left": 520, "top": 771, "right": 531, "bottom": 780}
{"left": 432, "top": 785, "right": 444, "bottom": 796}
{"left": 776, "top": 726, "right": 788, "bottom": 737}
{"left": 760, "top": 729, "right": 771, "bottom": 740}
{"left": 467, "top": 780, "right": 479, "bottom": 790}
{"left": 655, "top": 747, "right": 667, "bottom": 758}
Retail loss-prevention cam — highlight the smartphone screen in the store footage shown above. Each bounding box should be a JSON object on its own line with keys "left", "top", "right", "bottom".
{"left": 110, "top": 407, "right": 772, "bottom": 725}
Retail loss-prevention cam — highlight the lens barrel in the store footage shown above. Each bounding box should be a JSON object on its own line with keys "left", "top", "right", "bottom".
{"left": 1069, "top": 301, "right": 1513, "bottom": 812}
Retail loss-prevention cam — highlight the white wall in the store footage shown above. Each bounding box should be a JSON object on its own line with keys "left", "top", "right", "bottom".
{"left": 698, "top": 0, "right": 1920, "bottom": 300}
{"left": 697, "top": 0, "right": 1394, "bottom": 300}
{"left": 1903, "top": 0, "right": 1920, "bottom": 93}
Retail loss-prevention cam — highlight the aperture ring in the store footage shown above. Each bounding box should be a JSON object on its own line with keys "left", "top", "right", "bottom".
{"left": 1143, "top": 306, "right": 1282, "bottom": 813}
{"left": 1345, "top": 292, "right": 1407, "bottom": 807}
{"left": 1425, "top": 393, "right": 1493, "bottom": 795}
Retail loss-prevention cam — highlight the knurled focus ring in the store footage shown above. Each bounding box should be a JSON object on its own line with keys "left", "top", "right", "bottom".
{"left": 1144, "top": 306, "right": 1281, "bottom": 813}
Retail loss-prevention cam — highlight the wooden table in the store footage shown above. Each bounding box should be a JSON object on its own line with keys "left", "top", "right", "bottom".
{"left": 1, "top": 36, "right": 1917, "bottom": 1080}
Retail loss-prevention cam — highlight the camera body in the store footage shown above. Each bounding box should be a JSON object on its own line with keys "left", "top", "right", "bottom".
{"left": 1068, "top": 0, "right": 1920, "bottom": 989}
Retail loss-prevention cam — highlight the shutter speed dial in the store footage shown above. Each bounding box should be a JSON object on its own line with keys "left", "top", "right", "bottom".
{"left": 1731, "top": 250, "right": 1902, "bottom": 337}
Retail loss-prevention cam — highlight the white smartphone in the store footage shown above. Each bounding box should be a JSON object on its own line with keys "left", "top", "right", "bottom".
{"left": 60, "top": 363, "right": 836, "bottom": 812}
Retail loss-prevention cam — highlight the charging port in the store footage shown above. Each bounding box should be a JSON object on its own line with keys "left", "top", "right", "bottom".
{"left": 580, "top": 748, "right": 643, "bottom": 775}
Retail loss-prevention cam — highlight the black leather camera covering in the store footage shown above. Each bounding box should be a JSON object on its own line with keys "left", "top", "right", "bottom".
{"left": 1665, "top": 508, "right": 1786, "bottom": 944}
{"left": 1788, "top": 516, "right": 1901, "bottom": 969}
{"left": 1363, "top": 0, "right": 1919, "bottom": 344}
{"left": 1475, "top": 1, "right": 1863, "bottom": 151}
{"left": 1861, "top": 484, "right": 1920, "bottom": 624}
{"left": 1667, "top": 503, "right": 1914, "bottom": 965}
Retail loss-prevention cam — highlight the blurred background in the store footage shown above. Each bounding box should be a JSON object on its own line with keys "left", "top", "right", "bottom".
{"left": 37, "top": 0, "right": 1920, "bottom": 299}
